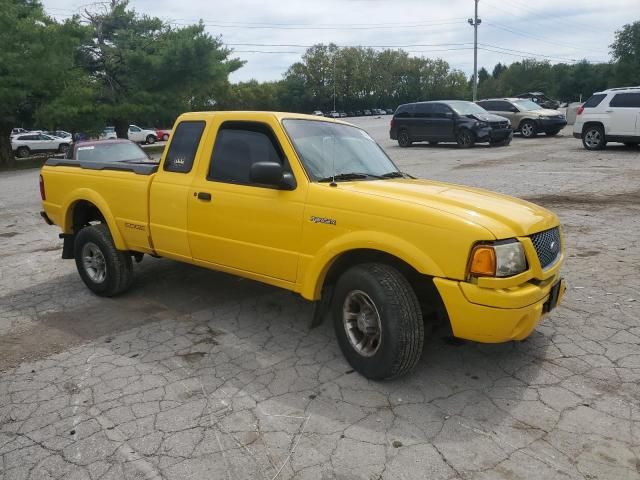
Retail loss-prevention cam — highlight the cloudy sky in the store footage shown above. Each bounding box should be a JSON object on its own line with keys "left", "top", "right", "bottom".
{"left": 45, "top": 0, "right": 637, "bottom": 82}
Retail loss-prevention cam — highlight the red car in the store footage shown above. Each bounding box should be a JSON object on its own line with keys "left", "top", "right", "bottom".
{"left": 155, "top": 129, "right": 171, "bottom": 141}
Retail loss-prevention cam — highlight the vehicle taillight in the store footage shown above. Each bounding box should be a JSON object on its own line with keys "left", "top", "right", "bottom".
{"left": 576, "top": 106, "right": 584, "bottom": 115}
{"left": 390, "top": 118, "right": 396, "bottom": 129}
{"left": 39, "top": 174, "right": 46, "bottom": 201}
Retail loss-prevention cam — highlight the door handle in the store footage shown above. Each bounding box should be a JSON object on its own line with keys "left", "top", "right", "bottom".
{"left": 605, "top": 110, "right": 614, "bottom": 113}
{"left": 196, "top": 192, "right": 212, "bottom": 201}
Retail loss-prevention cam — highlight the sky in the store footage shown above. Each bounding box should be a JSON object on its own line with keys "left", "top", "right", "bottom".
{"left": 44, "top": 0, "right": 638, "bottom": 83}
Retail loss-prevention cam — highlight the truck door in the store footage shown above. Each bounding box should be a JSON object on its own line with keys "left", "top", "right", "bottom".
{"left": 187, "top": 118, "right": 305, "bottom": 283}
{"left": 149, "top": 120, "right": 207, "bottom": 261}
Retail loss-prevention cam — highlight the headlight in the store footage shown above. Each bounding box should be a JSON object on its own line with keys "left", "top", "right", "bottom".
{"left": 477, "top": 121, "right": 489, "bottom": 128}
{"left": 469, "top": 240, "right": 527, "bottom": 277}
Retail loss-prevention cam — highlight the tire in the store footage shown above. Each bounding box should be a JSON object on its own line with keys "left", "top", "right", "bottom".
{"left": 582, "top": 125, "right": 606, "bottom": 150}
{"left": 520, "top": 120, "right": 537, "bottom": 138}
{"left": 58, "top": 143, "right": 69, "bottom": 153}
{"left": 74, "top": 224, "right": 133, "bottom": 297}
{"left": 456, "top": 129, "right": 475, "bottom": 148}
{"left": 397, "top": 130, "right": 411, "bottom": 148}
{"left": 146, "top": 135, "right": 156, "bottom": 145}
{"left": 331, "top": 263, "right": 424, "bottom": 380}
{"left": 16, "top": 147, "right": 30, "bottom": 158}
{"left": 162, "top": 134, "right": 169, "bottom": 141}
{"left": 545, "top": 130, "right": 561, "bottom": 137}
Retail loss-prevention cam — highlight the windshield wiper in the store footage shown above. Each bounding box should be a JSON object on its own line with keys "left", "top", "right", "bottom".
{"left": 380, "top": 171, "right": 414, "bottom": 179}
{"left": 317, "top": 172, "right": 384, "bottom": 183}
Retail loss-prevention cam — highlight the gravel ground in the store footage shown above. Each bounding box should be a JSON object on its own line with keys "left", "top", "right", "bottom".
{"left": 0, "top": 117, "right": 639, "bottom": 480}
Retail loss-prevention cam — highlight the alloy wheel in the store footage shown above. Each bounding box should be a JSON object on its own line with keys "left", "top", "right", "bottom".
{"left": 342, "top": 290, "right": 382, "bottom": 357}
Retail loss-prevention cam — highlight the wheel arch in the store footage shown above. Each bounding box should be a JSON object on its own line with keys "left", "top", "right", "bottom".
{"left": 62, "top": 191, "right": 126, "bottom": 250}
{"left": 581, "top": 121, "right": 605, "bottom": 135}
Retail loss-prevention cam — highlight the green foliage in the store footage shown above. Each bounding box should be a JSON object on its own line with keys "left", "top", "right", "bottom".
{"left": 610, "top": 21, "right": 640, "bottom": 86}
{"left": 0, "top": 0, "right": 86, "bottom": 166}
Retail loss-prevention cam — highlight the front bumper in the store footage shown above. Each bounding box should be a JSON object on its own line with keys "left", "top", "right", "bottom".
{"left": 434, "top": 276, "right": 566, "bottom": 343}
{"left": 475, "top": 127, "right": 513, "bottom": 143}
{"left": 538, "top": 117, "right": 567, "bottom": 132}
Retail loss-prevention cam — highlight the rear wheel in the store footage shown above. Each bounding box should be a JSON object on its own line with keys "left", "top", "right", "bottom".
{"left": 146, "top": 135, "right": 156, "bottom": 144}
{"left": 520, "top": 120, "right": 537, "bottom": 138}
{"left": 456, "top": 129, "right": 475, "bottom": 148}
{"left": 16, "top": 147, "right": 30, "bottom": 158}
{"left": 74, "top": 224, "right": 133, "bottom": 297}
{"left": 332, "top": 263, "right": 424, "bottom": 380}
{"left": 397, "top": 130, "right": 411, "bottom": 148}
{"left": 58, "top": 143, "right": 69, "bottom": 153}
{"left": 582, "top": 125, "right": 606, "bottom": 150}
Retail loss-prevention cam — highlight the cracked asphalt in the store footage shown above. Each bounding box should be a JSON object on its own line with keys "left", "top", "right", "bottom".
{"left": 1, "top": 118, "right": 639, "bottom": 479}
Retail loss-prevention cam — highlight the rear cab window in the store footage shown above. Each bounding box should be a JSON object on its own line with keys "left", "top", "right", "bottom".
{"left": 583, "top": 94, "right": 607, "bottom": 109}
{"left": 163, "top": 121, "right": 206, "bottom": 173}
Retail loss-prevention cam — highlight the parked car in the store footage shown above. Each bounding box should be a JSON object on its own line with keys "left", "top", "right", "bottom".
{"left": 312, "top": 110, "right": 324, "bottom": 117}
{"left": 515, "top": 92, "right": 560, "bottom": 110}
{"left": 100, "top": 127, "right": 117, "bottom": 140}
{"left": 64, "top": 139, "right": 154, "bottom": 163}
{"left": 339, "top": 112, "right": 347, "bottom": 118}
{"left": 11, "top": 128, "right": 29, "bottom": 137}
{"left": 45, "top": 130, "right": 72, "bottom": 140}
{"left": 12, "top": 133, "right": 70, "bottom": 158}
{"left": 328, "top": 111, "right": 340, "bottom": 119}
{"left": 346, "top": 111, "right": 354, "bottom": 117}
{"left": 573, "top": 86, "right": 640, "bottom": 150}
{"left": 354, "top": 110, "right": 363, "bottom": 116}
{"left": 155, "top": 128, "right": 171, "bottom": 142}
{"left": 390, "top": 100, "right": 513, "bottom": 148}
{"left": 476, "top": 98, "right": 567, "bottom": 138}
{"left": 363, "top": 110, "right": 372, "bottom": 116}
{"left": 128, "top": 125, "right": 157, "bottom": 144}
{"left": 40, "top": 110, "right": 565, "bottom": 380}
{"left": 385, "top": 109, "right": 394, "bottom": 114}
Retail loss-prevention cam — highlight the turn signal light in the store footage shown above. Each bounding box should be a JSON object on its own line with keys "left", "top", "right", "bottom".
{"left": 469, "top": 245, "right": 496, "bottom": 276}
{"left": 39, "top": 174, "right": 46, "bottom": 201}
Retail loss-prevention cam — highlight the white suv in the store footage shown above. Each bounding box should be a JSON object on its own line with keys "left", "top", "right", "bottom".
{"left": 573, "top": 86, "right": 640, "bottom": 150}
{"left": 12, "top": 133, "right": 70, "bottom": 158}
{"left": 128, "top": 125, "right": 157, "bottom": 144}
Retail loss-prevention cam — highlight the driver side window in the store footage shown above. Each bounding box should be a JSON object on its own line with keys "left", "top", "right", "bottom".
{"left": 208, "top": 121, "right": 288, "bottom": 187}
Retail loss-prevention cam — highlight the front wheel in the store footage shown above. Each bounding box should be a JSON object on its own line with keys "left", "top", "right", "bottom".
{"left": 520, "top": 120, "right": 537, "bottom": 138}
{"left": 74, "top": 224, "right": 133, "bottom": 297}
{"left": 146, "top": 135, "right": 156, "bottom": 145}
{"left": 16, "top": 147, "right": 30, "bottom": 158}
{"left": 58, "top": 143, "right": 69, "bottom": 153}
{"left": 397, "top": 130, "right": 412, "bottom": 148}
{"left": 456, "top": 129, "right": 475, "bottom": 148}
{"left": 582, "top": 125, "right": 606, "bottom": 150}
{"left": 332, "top": 263, "right": 424, "bottom": 380}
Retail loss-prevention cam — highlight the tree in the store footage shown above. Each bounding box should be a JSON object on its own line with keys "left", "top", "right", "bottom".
{"left": 78, "top": 0, "right": 243, "bottom": 137}
{"left": 492, "top": 63, "right": 507, "bottom": 79}
{"left": 478, "top": 67, "right": 490, "bottom": 84}
{"left": 610, "top": 21, "right": 640, "bottom": 86}
{"left": 0, "top": 0, "right": 87, "bottom": 167}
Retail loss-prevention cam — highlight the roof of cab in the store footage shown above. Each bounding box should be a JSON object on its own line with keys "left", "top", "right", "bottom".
{"left": 177, "top": 111, "right": 355, "bottom": 126}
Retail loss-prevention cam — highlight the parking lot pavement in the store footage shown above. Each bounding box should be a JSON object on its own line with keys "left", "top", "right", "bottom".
{"left": 1, "top": 118, "right": 639, "bottom": 480}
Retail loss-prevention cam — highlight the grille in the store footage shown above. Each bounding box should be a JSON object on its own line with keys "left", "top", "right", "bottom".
{"left": 489, "top": 121, "right": 509, "bottom": 129}
{"left": 529, "top": 227, "right": 561, "bottom": 269}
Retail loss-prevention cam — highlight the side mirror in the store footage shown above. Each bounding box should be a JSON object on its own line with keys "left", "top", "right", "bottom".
{"left": 510, "top": 107, "right": 519, "bottom": 113}
{"left": 444, "top": 111, "right": 454, "bottom": 118}
{"left": 250, "top": 161, "right": 296, "bottom": 190}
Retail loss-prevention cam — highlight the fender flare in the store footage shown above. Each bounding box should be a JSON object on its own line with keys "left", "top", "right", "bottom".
{"left": 61, "top": 188, "right": 126, "bottom": 250}
{"left": 300, "top": 230, "right": 446, "bottom": 300}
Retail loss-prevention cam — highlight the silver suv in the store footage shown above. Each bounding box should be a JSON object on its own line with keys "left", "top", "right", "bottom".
{"left": 573, "top": 86, "right": 640, "bottom": 150}
{"left": 476, "top": 98, "right": 567, "bottom": 138}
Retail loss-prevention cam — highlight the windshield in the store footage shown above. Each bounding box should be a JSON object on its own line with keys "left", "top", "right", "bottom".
{"left": 514, "top": 99, "right": 542, "bottom": 111}
{"left": 282, "top": 119, "right": 399, "bottom": 181}
{"left": 447, "top": 101, "right": 488, "bottom": 115}
{"left": 75, "top": 142, "right": 150, "bottom": 162}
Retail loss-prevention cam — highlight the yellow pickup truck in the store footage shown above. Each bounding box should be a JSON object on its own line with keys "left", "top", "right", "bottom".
{"left": 40, "top": 111, "right": 565, "bottom": 379}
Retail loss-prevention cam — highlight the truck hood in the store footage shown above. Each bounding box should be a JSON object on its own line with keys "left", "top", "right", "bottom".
{"left": 339, "top": 179, "right": 558, "bottom": 239}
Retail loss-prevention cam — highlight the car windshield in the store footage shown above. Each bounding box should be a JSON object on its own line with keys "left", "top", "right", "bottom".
{"left": 75, "top": 142, "right": 150, "bottom": 163}
{"left": 282, "top": 119, "right": 399, "bottom": 181}
{"left": 514, "top": 99, "right": 542, "bottom": 111}
{"left": 447, "top": 101, "right": 488, "bottom": 115}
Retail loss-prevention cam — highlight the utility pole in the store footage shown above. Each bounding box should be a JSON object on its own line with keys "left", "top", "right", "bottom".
{"left": 333, "top": 57, "right": 337, "bottom": 112}
{"left": 468, "top": 0, "right": 481, "bottom": 101}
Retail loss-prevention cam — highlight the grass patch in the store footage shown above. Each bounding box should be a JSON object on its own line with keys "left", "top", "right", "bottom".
{"left": 0, "top": 156, "right": 50, "bottom": 172}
